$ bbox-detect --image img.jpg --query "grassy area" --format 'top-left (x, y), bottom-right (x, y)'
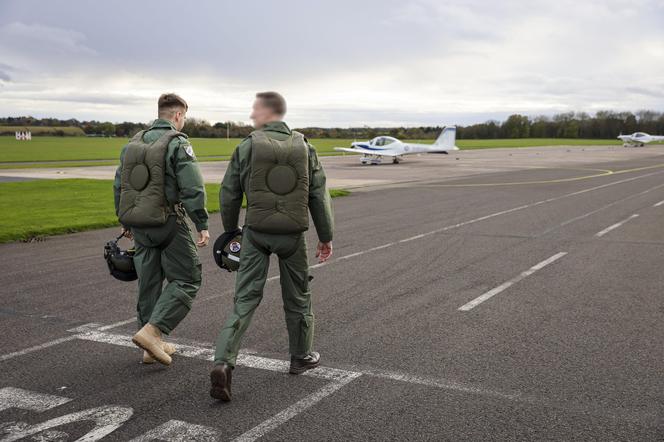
top-left (0, 136), bottom-right (621, 165)
top-left (455, 138), bottom-right (620, 149)
top-left (0, 179), bottom-right (349, 243)
top-left (0, 136), bottom-right (347, 163)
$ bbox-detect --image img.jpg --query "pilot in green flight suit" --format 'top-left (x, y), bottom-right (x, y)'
top-left (113, 93), bottom-right (210, 366)
top-left (210, 92), bottom-right (334, 401)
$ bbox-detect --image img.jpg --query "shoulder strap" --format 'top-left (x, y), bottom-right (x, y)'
top-left (129, 130), bottom-right (146, 143)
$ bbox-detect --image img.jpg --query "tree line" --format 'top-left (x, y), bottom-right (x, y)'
top-left (2, 110), bottom-right (664, 139)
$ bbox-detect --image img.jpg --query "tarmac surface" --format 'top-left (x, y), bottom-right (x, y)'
top-left (1, 145), bottom-right (664, 440)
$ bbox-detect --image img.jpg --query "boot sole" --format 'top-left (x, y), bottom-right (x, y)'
top-left (289, 360), bottom-right (320, 375)
top-left (132, 336), bottom-right (172, 366)
top-left (143, 346), bottom-right (177, 364)
top-left (210, 369), bottom-right (231, 401)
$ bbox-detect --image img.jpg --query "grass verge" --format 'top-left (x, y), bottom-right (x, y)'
top-left (0, 179), bottom-right (350, 243)
top-left (0, 136), bottom-right (622, 166)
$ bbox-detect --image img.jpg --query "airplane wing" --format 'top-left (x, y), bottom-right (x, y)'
top-left (334, 147), bottom-right (400, 157)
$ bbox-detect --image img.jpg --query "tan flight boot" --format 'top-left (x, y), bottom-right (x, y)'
top-left (132, 324), bottom-right (172, 365)
top-left (142, 342), bottom-right (177, 364)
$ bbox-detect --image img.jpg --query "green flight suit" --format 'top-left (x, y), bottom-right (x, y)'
top-left (113, 119), bottom-right (208, 334)
top-left (214, 121), bottom-right (334, 366)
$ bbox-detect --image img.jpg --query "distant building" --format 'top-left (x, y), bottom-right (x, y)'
top-left (15, 131), bottom-right (32, 140)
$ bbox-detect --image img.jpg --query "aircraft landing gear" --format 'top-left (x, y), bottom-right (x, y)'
top-left (392, 157), bottom-right (400, 164)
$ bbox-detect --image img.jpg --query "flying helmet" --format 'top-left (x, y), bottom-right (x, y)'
top-left (104, 234), bottom-right (138, 281)
top-left (213, 229), bottom-right (243, 272)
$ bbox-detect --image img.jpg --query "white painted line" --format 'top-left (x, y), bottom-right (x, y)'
top-left (0, 335), bottom-right (78, 362)
top-left (130, 419), bottom-right (221, 441)
top-left (97, 318), bottom-right (136, 330)
top-left (361, 368), bottom-right (523, 402)
top-left (539, 182), bottom-right (664, 235)
top-left (0, 387), bottom-right (71, 412)
top-left (324, 170), bottom-right (664, 266)
top-left (232, 374), bottom-right (361, 442)
top-left (459, 252), bottom-right (568, 311)
top-left (1, 405), bottom-right (133, 442)
top-left (653, 200), bottom-right (664, 207)
top-left (71, 327), bottom-right (359, 382)
top-left (594, 214), bottom-right (639, 237)
top-left (69, 326), bottom-right (362, 441)
top-left (69, 324), bottom-right (526, 401)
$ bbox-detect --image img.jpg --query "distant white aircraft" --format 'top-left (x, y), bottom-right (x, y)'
top-left (334, 126), bottom-right (459, 164)
top-left (617, 132), bottom-right (664, 147)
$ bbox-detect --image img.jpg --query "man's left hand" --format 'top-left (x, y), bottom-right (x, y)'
top-left (197, 230), bottom-right (210, 247)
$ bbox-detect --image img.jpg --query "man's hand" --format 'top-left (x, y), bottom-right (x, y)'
top-left (315, 241), bottom-right (333, 263)
top-left (121, 227), bottom-right (133, 240)
top-left (197, 229), bottom-right (210, 247)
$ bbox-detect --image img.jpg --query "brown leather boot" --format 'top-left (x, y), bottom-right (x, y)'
top-left (143, 342), bottom-right (177, 364)
top-left (132, 324), bottom-right (172, 366)
top-left (210, 364), bottom-right (233, 401)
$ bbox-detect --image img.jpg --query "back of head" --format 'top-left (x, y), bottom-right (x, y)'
top-left (256, 91), bottom-right (287, 117)
top-left (158, 93), bottom-right (188, 119)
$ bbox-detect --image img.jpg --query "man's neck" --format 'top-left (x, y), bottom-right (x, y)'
top-left (259, 118), bottom-right (282, 128)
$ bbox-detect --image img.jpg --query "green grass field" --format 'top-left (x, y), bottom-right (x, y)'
top-left (0, 179), bottom-right (349, 243)
top-left (454, 138), bottom-right (621, 149)
top-left (0, 136), bottom-right (621, 165)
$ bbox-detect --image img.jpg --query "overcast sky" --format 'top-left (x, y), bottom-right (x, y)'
top-left (0, 0), bottom-right (663, 127)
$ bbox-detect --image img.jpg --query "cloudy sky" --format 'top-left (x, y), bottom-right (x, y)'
top-left (0, 0), bottom-right (663, 127)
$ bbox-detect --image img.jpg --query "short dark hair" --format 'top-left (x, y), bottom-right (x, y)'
top-left (158, 93), bottom-right (188, 116)
top-left (255, 91), bottom-right (286, 116)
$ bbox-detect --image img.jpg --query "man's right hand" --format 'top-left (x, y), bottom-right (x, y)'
top-left (121, 227), bottom-right (133, 240)
top-left (316, 241), bottom-right (333, 263)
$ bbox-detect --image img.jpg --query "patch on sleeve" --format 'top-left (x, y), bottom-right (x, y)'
top-left (183, 143), bottom-right (196, 158)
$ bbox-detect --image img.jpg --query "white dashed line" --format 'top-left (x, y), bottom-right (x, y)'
top-left (459, 252), bottom-right (568, 311)
top-left (324, 170), bottom-right (664, 265)
top-left (594, 214), bottom-right (639, 237)
top-left (0, 335), bottom-right (78, 362)
top-left (653, 200), bottom-right (664, 207)
top-left (538, 182), bottom-right (664, 236)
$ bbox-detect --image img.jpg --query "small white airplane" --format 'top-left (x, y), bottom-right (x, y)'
top-left (617, 132), bottom-right (664, 147)
top-left (334, 126), bottom-right (459, 164)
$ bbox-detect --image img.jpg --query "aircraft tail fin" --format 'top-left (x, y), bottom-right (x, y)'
top-left (434, 126), bottom-right (458, 149)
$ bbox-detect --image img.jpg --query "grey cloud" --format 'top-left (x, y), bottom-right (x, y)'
top-left (0, 0), bottom-right (663, 125)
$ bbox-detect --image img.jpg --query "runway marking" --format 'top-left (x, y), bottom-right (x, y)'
top-left (0, 387), bottom-right (71, 413)
top-left (232, 373), bottom-right (361, 442)
top-left (1, 404), bottom-right (133, 442)
top-left (130, 419), bottom-right (221, 441)
top-left (594, 214), bottom-right (639, 237)
top-left (67, 325), bottom-right (362, 441)
top-left (97, 318), bottom-right (135, 330)
top-left (653, 200), bottom-right (664, 207)
top-left (359, 367), bottom-right (522, 401)
top-left (69, 324), bottom-right (357, 382)
top-left (0, 335), bottom-right (78, 362)
top-left (2, 323), bottom-right (653, 435)
top-left (321, 170), bottom-right (664, 266)
top-left (539, 182), bottom-right (664, 236)
top-left (422, 162), bottom-right (664, 187)
top-left (62, 324), bottom-right (655, 425)
top-left (459, 252), bottom-right (567, 311)
top-left (425, 168), bottom-right (614, 187)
